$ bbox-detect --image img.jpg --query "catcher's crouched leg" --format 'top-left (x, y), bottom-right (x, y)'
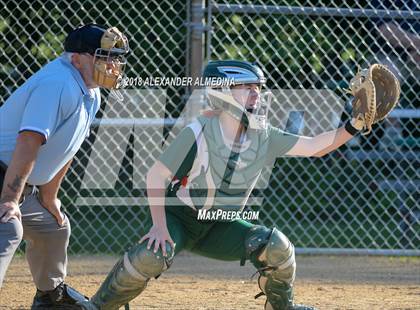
top-left (246, 226), bottom-right (315, 310)
top-left (79, 241), bottom-right (174, 310)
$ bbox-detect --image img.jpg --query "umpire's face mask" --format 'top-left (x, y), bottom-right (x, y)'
top-left (93, 50), bottom-right (127, 89)
top-left (93, 27), bottom-right (129, 89)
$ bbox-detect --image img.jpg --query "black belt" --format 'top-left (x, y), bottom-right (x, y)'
top-left (0, 160), bottom-right (8, 192)
top-left (0, 160), bottom-right (36, 203)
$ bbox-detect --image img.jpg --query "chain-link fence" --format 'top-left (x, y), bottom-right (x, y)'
top-left (206, 1), bottom-right (420, 255)
top-left (1, 1), bottom-right (418, 255)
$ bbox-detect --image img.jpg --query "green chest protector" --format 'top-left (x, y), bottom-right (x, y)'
top-left (179, 116), bottom-right (270, 212)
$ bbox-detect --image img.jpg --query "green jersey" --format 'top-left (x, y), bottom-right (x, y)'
top-left (159, 115), bottom-right (298, 212)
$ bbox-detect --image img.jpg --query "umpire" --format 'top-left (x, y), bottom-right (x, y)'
top-left (0, 24), bottom-right (129, 308)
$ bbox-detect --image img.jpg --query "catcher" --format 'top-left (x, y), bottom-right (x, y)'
top-left (79, 60), bottom-right (399, 310)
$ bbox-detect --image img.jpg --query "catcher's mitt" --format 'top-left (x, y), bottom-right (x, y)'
top-left (348, 63), bottom-right (401, 135)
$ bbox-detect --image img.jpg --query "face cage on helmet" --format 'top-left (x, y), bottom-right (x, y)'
top-left (93, 48), bottom-right (127, 89)
top-left (244, 90), bottom-right (271, 130)
top-left (206, 86), bottom-right (272, 131)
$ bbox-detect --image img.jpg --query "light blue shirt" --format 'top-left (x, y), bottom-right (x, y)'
top-left (0, 55), bottom-right (101, 185)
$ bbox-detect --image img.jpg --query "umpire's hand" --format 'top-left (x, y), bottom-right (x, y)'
top-left (0, 201), bottom-right (21, 223)
top-left (37, 194), bottom-right (65, 227)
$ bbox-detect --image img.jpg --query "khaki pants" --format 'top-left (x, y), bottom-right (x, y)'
top-left (0, 194), bottom-right (70, 291)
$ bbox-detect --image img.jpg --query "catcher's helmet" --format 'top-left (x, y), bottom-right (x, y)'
top-left (203, 60), bottom-right (266, 86)
top-left (203, 60), bottom-right (270, 130)
top-left (64, 24), bottom-right (129, 89)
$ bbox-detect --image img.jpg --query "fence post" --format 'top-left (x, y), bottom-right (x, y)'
top-left (185, 0), bottom-right (206, 121)
top-left (190, 0), bottom-right (205, 87)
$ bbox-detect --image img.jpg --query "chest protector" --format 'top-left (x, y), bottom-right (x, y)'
top-left (176, 116), bottom-right (269, 212)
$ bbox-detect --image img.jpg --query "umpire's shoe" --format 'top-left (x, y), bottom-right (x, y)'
top-left (31, 282), bottom-right (88, 309)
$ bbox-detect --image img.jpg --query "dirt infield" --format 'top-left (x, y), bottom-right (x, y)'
top-left (1, 254), bottom-right (419, 310)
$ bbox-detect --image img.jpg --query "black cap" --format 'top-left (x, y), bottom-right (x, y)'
top-left (64, 24), bottom-right (107, 55)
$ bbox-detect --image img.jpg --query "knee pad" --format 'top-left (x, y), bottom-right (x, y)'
top-left (88, 242), bottom-right (175, 309)
top-left (258, 228), bottom-right (296, 284)
top-left (126, 241), bottom-right (175, 280)
top-left (246, 226), bottom-right (295, 284)
top-left (246, 227), bottom-right (297, 310)
top-left (245, 225), bottom-right (296, 283)
top-left (244, 225), bottom-right (272, 266)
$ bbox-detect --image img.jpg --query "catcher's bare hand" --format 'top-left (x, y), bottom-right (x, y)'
top-left (0, 201), bottom-right (21, 223)
top-left (139, 224), bottom-right (175, 257)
